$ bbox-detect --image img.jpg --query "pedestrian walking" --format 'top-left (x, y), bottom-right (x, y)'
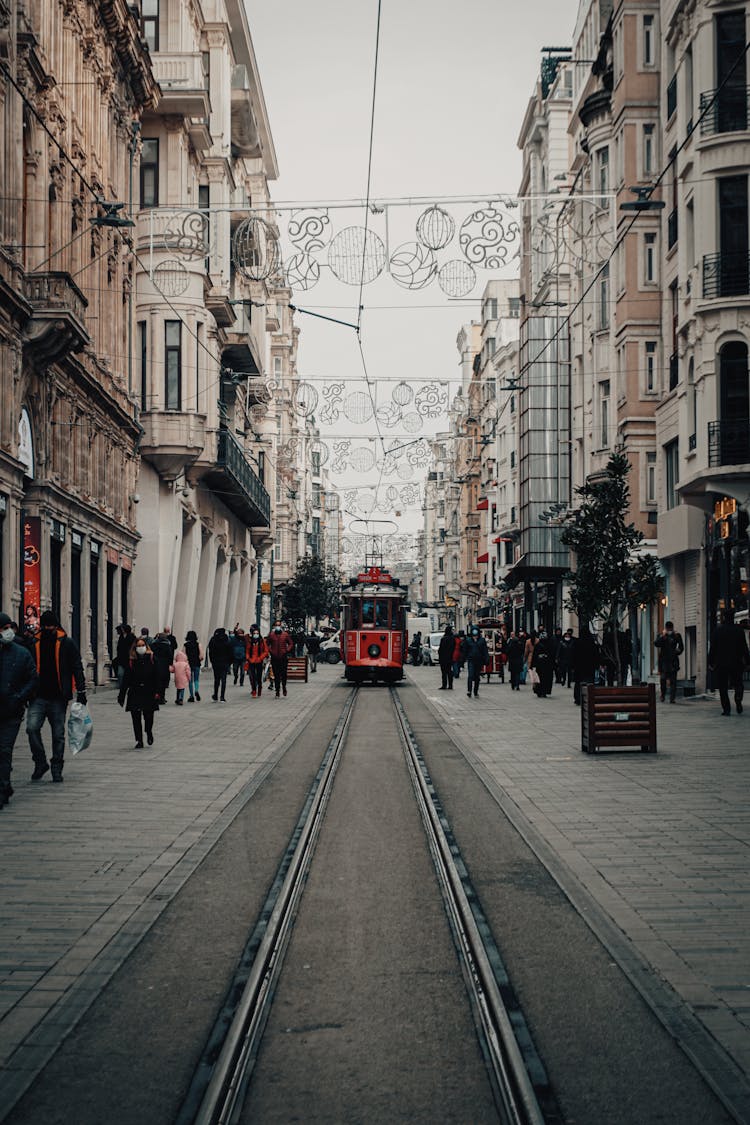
top-left (208, 627), bottom-right (233, 701)
top-left (267, 620), bottom-right (293, 698)
top-left (0, 612), bottom-right (38, 809)
top-left (452, 631), bottom-right (463, 681)
top-left (555, 629), bottom-right (575, 686)
top-left (654, 621), bottom-right (684, 703)
top-left (461, 626), bottom-right (489, 698)
top-left (26, 610), bottom-right (86, 783)
top-left (184, 630), bottom-right (203, 701)
top-left (230, 627), bottom-right (246, 686)
top-left (438, 625), bottom-right (455, 690)
top-left (118, 639), bottom-right (160, 747)
top-left (708, 609), bottom-right (750, 716)
top-left (170, 648), bottom-right (191, 704)
top-left (506, 631), bottom-right (524, 690)
top-left (530, 626), bottom-right (554, 698)
top-left (245, 626), bottom-right (269, 697)
top-left (114, 624), bottom-right (136, 691)
top-left (305, 631), bottom-right (321, 673)
top-left (150, 629), bottom-right (175, 704)
top-left (573, 629), bottom-right (600, 706)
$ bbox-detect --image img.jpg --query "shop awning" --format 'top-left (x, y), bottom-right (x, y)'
top-left (502, 554), bottom-right (567, 587)
top-left (477, 551), bottom-right (489, 564)
top-left (493, 535), bottom-right (514, 543)
top-left (476, 497), bottom-right (489, 510)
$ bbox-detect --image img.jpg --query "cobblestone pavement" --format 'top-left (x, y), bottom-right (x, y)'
top-left (407, 665), bottom-right (750, 1118)
top-left (1, 663), bottom-right (749, 1120)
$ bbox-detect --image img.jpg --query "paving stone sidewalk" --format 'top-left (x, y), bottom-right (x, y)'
top-left (408, 666), bottom-right (750, 1119)
top-left (0, 666), bottom-right (336, 1120)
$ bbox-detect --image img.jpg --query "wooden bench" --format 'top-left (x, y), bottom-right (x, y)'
top-left (582, 684), bottom-right (657, 754)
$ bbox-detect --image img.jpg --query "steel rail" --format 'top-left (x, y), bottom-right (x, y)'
top-left (184, 687), bottom-right (358, 1125)
top-left (390, 686), bottom-right (552, 1125)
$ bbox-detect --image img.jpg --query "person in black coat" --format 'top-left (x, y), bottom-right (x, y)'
top-left (460, 627), bottom-right (489, 698)
top-left (150, 630), bottom-right (175, 704)
top-left (573, 629), bottom-right (600, 706)
top-left (0, 612), bottom-right (38, 808)
top-left (708, 610), bottom-right (750, 716)
top-left (505, 632), bottom-right (524, 691)
top-left (530, 627), bottom-right (555, 698)
top-left (654, 621), bottom-right (684, 703)
top-left (27, 610), bottom-right (86, 783)
top-left (118, 640), bottom-right (160, 748)
top-left (556, 630), bottom-right (576, 687)
top-left (437, 626), bottom-right (455, 690)
top-left (208, 628), bottom-right (233, 702)
top-left (114, 624), bottom-right (136, 691)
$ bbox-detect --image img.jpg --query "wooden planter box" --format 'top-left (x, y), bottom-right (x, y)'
top-left (286, 656), bottom-right (308, 682)
top-left (581, 684), bottom-right (657, 754)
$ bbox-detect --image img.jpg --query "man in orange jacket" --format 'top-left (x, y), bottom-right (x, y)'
top-left (244, 626), bottom-right (269, 698)
top-left (266, 621), bottom-right (293, 698)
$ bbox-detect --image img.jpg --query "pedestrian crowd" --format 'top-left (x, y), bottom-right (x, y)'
top-left (0, 610), bottom-right (328, 810)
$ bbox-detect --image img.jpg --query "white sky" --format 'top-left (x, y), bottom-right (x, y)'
top-left (247, 0), bottom-right (579, 540)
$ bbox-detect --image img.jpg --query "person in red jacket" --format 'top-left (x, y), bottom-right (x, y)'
top-left (244, 626), bottom-right (269, 698)
top-left (266, 621), bottom-right (293, 698)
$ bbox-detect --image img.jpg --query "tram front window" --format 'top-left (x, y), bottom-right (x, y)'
top-left (349, 600), bottom-right (361, 629)
top-left (375, 601), bottom-right (390, 628)
top-left (362, 599), bottom-right (374, 625)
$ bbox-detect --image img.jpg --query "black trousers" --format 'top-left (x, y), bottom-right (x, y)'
top-left (440, 662), bottom-right (453, 689)
top-left (212, 667), bottom-right (228, 699)
top-left (466, 662), bottom-right (481, 696)
top-left (271, 657), bottom-right (288, 693)
top-left (131, 708), bottom-right (154, 742)
top-left (715, 667), bottom-right (744, 713)
top-left (248, 664), bottom-right (263, 693)
top-left (660, 670), bottom-right (678, 702)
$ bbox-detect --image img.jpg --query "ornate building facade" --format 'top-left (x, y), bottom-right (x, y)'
top-left (0, 0), bottom-right (157, 682)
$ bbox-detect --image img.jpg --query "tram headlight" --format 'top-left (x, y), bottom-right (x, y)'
top-left (367, 643), bottom-right (381, 658)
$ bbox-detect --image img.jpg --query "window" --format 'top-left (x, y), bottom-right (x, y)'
top-left (596, 146), bottom-right (609, 205)
top-left (646, 452), bottom-right (656, 504)
top-left (644, 233), bottom-right (657, 283)
top-left (645, 341), bottom-right (658, 393)
top-left (599, 380), bottom-right (610, 448)
top-left (438, 555), bottom-right (444, 573)
top-left (312, 450), bottom-right (321, 476)
top-left (665, 439), bottom-right (679, 509)
top-left (140, 139), bottom-right (159, 208)
top-left (201, 51), bottom-right (210, 90)
top-left (273, 355), bottom-right (282, 379)
top-left (138, 321), bottom-right (147, 411)
top-left (165, 321), bottom-right (182, 410)
top-left (141, 0), bottom-right (159, 52)
top-left (643, 124), bottom-right (655, 176)
top-left (598, 263), bottom-right (610, 329)
top-left (687, 359), bottom-right (697, 448)
top-left (312, 483), bottom-right (321, 508)
top-left (484, 297), bottom-right (498, 321)
top-left (257, 450), bottom-right (265, 486)
top-left (195, 322), bottom-right (202, 408)
top-left (643, 14), bottom-right (655, 67)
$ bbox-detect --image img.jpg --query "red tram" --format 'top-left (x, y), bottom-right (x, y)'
top-left (340, 565), bottom-right (408, 684)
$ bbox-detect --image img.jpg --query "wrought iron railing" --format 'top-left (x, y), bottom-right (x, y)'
top-left (708, 419), bottom-right (750, 467)
top-left (216, 428), bottom-right (270, 525)
top-left (699, 87), bottom-right (749, 135)
top-left (703, 251), bottom-right (750, 298)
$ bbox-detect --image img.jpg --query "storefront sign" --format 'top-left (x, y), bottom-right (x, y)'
top-left (23, 516), bottom-right (42, 612)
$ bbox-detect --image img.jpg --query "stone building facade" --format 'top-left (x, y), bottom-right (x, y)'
top-left (0, 0), bottom-right (157, 682)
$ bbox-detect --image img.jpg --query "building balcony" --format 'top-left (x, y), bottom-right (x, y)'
top-left (23, 271), bottom-right (90, 364)
top-left (231, 64), bottom-right (262, 159)
top-left (702, 252), bottom-right (750, 299)
top-left (139, 410), bottom-right (207, 478)
top-left (699, 87), bottom-right (749, 136)
top-left (151, 53), bottom-right (211, 118)
top-left (221, 300), bottom-right (261, 376)
top-left (708, 419), bottom-right (750, 468)
top-left (203, 428), bottom-right (270, 527)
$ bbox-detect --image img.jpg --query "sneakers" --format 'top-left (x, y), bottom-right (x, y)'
top-left (31, 763), bottom-right (50, 781)
top-left (188, 697), bottom-right (195, 703)
top-left (282, 687), bottom-right (287, 697)
top-left (251, 690), bottom-right (257, 698)
top-left (135, 741), bottom-right (144, 749)
top-left (51, 771), bottom-right (63, 783)
top-left (195, 693), bottom-right (201, 701)
top-left (737, 703), bottom-right (744, 714)
top-left (211, 695), bottom-right (218, 701)
top-left (147, 732), bottom-right (154, 745)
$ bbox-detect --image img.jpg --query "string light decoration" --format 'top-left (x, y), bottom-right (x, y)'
top-left (328, 226), bottom-right (386, 285)
top-left (288, 208), bottom-right (332, 253)
top-left (293, 382), bottom-right (319, 417)
top-left (437, 258), bottom-right (476, 297)
top-left (284, 252), bottom-right (321, 291)
top-left (162, 211), bottom-right (210, 260)
top-left (232, 215), bottom-right (281, 282)
top-left (388, 241), bottom-right (437, 290)
top-left (152, 259), bottom-right (189, 296)
top-left (459, 205), bottom-right (520, 268)
top-left (415, 204), bottom-right (455, 250)
top-left (392, 381), bottom-right (413, 406)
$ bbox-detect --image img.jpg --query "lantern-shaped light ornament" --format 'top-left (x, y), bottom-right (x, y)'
top-left (232, 215), bottom-right (281, 282)
top-left (416, 205), bottom-right (456, 251)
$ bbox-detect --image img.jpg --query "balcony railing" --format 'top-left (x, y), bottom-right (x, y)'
top-left (667, 209), bottom-right (678, 249)
top-left (666, 75), bottom-right (677, 120)
top-left (703, 251), bottom-right (750, 299)
top-left (24, 270), bottom-right (90, 362)
top-left (210, 428), bottom-right (270, 526)
top-left (708, 420), bottom-right (750, 467)
top-left (699, 87), bottom-right (749, 136)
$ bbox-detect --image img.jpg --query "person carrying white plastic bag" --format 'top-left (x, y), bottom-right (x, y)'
top-left (67, 700), bottom-right (93, 754)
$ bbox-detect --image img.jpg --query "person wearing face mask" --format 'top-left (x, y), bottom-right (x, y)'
top-left (27, 610), bottom-right (86, 783)
top-left (245, 626), bottom-right (269, 697)
top-left (0, 613), bottom-right (38, 809)
top-left (184, 630), bottom-right (203, 702)
top-left (118, 639), bottom-right (160, 748)
top-left (208, 627), bottom-right (234, 702)
top-left (460, 625), bottom-right (489, 699)
top-left (266, 620), bottom-right (293, 698)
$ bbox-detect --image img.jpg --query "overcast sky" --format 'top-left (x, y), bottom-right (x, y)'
top-left (247, 0), bottom-right (579, 535)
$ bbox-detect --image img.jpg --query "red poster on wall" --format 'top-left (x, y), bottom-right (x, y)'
top-left (23, 516), bottom-right (42, 615)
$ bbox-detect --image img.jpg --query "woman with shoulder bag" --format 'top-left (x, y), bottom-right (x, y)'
top-left (118, 640), bottom-right (160, 748)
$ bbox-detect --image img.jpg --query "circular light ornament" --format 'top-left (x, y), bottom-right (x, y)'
top-left (437, 259), bottom-right (477, 298)
top-left (328, 226), bottom-right (386, 285)
top-left (416, 204), bottom-right (456, 250)
top-left (232, 215), bottom-right (281, 282)
top-left (284, 252), bottom-right (321, 292)
top-left (349, 446), bottom-right (376, 472)
top-left (344, 391), bottom-right (374, 424)
top-left (293, 382), bottom-right (319, 417)
top-left (392, 381), bottom-right (413, 406)
top-left (389, 241), bottom-right (437, 290)
top-left (153, 259), bottom-right (189, 296)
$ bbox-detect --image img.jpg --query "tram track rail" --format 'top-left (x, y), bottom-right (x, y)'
top-left (177, 684), bottom-right (560, 1125)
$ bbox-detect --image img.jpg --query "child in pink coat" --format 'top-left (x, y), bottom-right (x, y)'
top-left (170, 649), bottom-right (191, 705)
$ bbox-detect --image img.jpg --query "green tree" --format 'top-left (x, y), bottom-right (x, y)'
top-left (281, 556), bottom-right (341, 630)
top-left (560, 452), bottom-right (663, 684)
